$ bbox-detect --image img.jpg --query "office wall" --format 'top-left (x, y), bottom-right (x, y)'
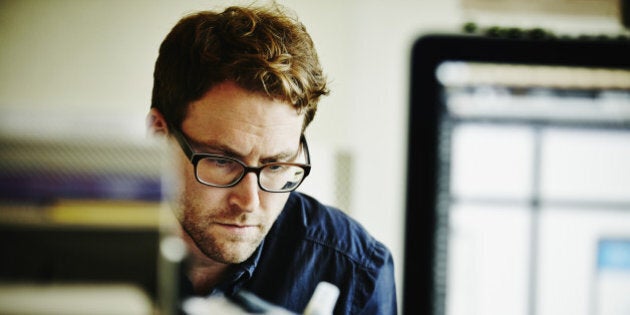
top-left (1, 0), bottom-right (625, 311)
top-left (0, 0), bottom-right (462, 305)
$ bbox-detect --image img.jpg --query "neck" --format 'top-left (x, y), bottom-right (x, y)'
top-left (186, 253), bottom-right (231, 295)
top-left (177, 225), bottom-right (231, 295)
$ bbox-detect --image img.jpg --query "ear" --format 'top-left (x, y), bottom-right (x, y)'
top-left (147, 108), bottom-right (169, 136)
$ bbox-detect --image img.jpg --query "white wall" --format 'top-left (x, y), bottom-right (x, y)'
top-left (0, 0), bottom-right (463, 306)
top-left (2, 0), bottom-right (625, 312)
top-left (286, 1), bottom-right (462, 307)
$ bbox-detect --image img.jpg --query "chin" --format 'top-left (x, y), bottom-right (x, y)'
top-left (206, 243), bottom-right (259, 264)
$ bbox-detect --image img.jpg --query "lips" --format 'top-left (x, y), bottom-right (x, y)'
top-left (215, 222), bottom-right (258, 234)
top-left (217, 222), bottom-right (257, 228)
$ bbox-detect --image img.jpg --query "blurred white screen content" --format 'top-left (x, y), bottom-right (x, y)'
top-left (436, 62), bottom-right (630, 315)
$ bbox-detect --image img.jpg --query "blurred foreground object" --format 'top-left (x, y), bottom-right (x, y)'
top-left (182, 282), bottom-right (339, 315)
top-left (0, 130), bottom-right (178, 314)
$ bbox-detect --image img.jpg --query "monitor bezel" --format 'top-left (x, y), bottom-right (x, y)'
top-left (403, 34), bottom-right (630, 315)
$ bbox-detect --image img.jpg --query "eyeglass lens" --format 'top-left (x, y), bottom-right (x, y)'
top-left (196, 156), bottom-right (306, 191)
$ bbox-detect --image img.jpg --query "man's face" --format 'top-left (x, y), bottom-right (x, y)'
top-left (172, 81), bottom-right (304, 264)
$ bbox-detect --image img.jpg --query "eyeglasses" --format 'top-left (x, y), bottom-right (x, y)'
top-left (169, 127), bottom-right (311, 193)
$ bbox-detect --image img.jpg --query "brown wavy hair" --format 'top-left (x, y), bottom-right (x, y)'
top-left (151, 5), bottom-right (329, 131)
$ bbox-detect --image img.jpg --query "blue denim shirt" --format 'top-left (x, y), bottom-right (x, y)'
top-left (181, 192), bottom-right (397, 314)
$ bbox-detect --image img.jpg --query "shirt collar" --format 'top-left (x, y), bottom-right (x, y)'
top-left (217, 193), bottom-right (297, 294)
top-left (216, 237), bottom-right (265, 295)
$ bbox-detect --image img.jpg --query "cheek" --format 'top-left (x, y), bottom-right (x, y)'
top-left (173, 151), bottom-right (208, 197)
top-left (178, 165), bottom-right (222, 207)
top-left (163, 143), bottom-right (193, 196)
top-left (172, 158), bottom-right (194, 200)
top-left (169, 155), bottom-right (213, 217)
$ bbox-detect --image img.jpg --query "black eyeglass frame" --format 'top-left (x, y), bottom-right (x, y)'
top-left (169, 126), bottom-right (311, 193)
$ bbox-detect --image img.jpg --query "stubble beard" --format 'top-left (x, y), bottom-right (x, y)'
top-left (176, 194), bottom-right (266, 264)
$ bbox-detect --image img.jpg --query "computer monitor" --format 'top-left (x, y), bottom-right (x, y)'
top-left (403, 34), bottom-right (630, 315)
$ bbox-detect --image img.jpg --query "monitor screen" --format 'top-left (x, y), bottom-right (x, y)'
top-left (404, 34), bottom-right (630, 315)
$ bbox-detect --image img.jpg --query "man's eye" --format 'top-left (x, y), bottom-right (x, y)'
top-left (266, 164), bottom-right (289, 173)
top-left (212, 158), bottom-right (235, 167)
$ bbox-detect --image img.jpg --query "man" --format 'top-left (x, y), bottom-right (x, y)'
top-left (148, 4), bottom-right (397, 314)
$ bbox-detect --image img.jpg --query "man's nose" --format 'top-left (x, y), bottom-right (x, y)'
top-left (228, 172), bottom-right (261, 211)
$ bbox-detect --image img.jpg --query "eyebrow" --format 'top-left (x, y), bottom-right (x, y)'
top-left (187, 136), bottom-right (299, 163)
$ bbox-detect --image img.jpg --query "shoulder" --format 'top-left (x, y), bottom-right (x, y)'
top-left (260, 192), bottom-right (398, 314)
top-left (271, 192), bottom-right (390, 272)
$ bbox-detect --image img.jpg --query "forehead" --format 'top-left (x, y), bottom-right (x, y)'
top-left (181, 82), bottom-right (304, 154)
